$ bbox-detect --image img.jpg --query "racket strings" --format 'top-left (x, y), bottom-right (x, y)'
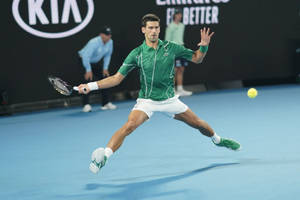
top-left (49, 77), bottom-right (72, 96)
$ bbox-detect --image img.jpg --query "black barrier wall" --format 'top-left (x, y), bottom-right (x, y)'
top-left (2, 0), bottom-right (300, 104)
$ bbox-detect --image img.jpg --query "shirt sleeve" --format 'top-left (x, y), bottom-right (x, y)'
top-left (172, 43), bottom-right (194, 61)
top-left (118, 49), bottom-right (138, 76)
top-left (103, 41), bottom-right (113, 70)
top-left (79, 40), bottom-right (98, 72)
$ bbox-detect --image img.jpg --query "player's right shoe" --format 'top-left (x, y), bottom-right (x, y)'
top-left (213, 138), bottom-right (241, 151)
top-left (89, 148), bottom-right (107, 174)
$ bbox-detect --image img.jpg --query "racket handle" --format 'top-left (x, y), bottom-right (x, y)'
top-left (73, 87), bottom-right (87, 92)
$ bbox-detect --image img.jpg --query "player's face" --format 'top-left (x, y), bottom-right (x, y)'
top-left (142, 21), bottom-right (160, 43)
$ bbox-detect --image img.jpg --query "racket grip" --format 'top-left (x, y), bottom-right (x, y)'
top-left (73, 86), bottom-right (79, 91)
top-left (73, 87), bottom-right (87, 92)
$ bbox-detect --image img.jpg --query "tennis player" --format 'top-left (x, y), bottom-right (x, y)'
top-left (77, 14), bottom-right (241, 174)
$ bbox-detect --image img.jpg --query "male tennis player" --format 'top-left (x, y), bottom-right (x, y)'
top-left (77, 14), bottom-right (241, 174)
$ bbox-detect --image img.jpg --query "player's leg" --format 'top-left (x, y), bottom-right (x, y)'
top-left (174, 109), bottom-right (241, 151)
top-left (89, 110), bottom-right (149, 173)
top-left (174, 108), bottom-right (214, 137)
top-left (106, 110), bottom-right (148, 151)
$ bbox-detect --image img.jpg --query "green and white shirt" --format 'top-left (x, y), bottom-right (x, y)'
top-left (118, 40), bottom-right (194, 101)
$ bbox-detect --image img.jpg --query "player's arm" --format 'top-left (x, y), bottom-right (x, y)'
top-left (191, 27), bottom-right (214, 64)
top-left (77, 49), bottom-right (138, 94)
top-left (96, 72), bottom-right (124, 88)
top-left (77, 72), bottom-right (124, 94)
top-left (191, 49), bottom-right (206, 64)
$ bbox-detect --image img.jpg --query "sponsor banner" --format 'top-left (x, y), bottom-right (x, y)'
top-left (155, 0), bottom-right (231, 25)
top-left (12, 0), bottom-right (94, 39)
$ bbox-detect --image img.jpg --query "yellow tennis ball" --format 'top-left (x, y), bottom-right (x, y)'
top-left (247, 88), bottom-right (258, 98)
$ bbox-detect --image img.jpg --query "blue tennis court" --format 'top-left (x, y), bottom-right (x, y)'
top-left (1, 84), bottom-right (300, 200)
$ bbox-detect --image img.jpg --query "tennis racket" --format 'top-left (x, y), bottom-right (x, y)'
top-left (48, 76), bottom-right (85, 96)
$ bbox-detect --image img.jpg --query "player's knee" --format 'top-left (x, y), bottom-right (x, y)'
top-left (124, 120), bottom-right (138, 134)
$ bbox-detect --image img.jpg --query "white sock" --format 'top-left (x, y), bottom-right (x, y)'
top-left (104, 147), bottom-right (113, 158)
top-left (211, 133), bottom-right (221, 144)
top-left (177, 85), bottom-right (183, 91)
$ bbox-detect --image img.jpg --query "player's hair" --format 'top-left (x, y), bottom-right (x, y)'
top-left (141, 14), bottom-right (160, 27)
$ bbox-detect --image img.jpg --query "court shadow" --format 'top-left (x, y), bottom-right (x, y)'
top-left (56, 162), bottom-right (239, 199)
top-left (92, 162), bottom-right (240, 199)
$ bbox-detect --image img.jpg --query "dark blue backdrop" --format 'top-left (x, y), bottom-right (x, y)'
top-left (2, 0), bottom-right (300, 104)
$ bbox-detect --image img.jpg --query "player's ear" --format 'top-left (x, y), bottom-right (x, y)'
top-left (141, 27), bottom-right (146, 34)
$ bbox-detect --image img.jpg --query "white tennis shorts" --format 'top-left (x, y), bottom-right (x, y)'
top-left (132, 95), bottom-right (189, 118)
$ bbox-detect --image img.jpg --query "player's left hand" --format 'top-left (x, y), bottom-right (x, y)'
top-left (103, 69), bottom-right (110, 77)
top-left (197, 27), bottom-right (214, 46)
top-left (78, 84), bottom-right (90, 94)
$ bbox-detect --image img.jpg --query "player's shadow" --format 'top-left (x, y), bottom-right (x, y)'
top-left (90, 162), bottom-right (239, 199)
top-left (56, 162), bottom-right (239, 200)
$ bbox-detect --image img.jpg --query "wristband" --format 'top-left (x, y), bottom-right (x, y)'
top-left (87, 82), bottom-right (99, 91)
top-left (199, 45), bottom-right (209, 53)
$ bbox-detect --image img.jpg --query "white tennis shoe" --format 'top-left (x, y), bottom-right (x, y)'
top-left (82, 104), bottom-right (92, 112)
top-left (101, 102), bottom-right (117, 110)
top-left (89, 147), bottom-right (107, 174)
top-left (176, 89), bottom-right (193, 97)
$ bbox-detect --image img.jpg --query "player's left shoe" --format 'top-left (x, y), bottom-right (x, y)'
top-left (213, 138), bottom-right (241, 151)
top-left (89, 147), bottom-right (107, 174)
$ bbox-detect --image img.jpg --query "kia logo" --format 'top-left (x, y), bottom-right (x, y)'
top-left (12, 0), bottom-right (94, 39)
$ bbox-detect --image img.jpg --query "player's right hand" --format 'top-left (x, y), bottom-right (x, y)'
top-left (84, 71), bottom-right (93, 81)
top-left (78, 84), bottom-right (90, 94)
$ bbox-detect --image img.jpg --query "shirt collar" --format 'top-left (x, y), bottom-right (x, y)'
top-left (142, 39), bottom-right (163, 51)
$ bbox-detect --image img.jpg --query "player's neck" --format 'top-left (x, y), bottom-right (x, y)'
top-left (145, 39), bottom-right (159, 49)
